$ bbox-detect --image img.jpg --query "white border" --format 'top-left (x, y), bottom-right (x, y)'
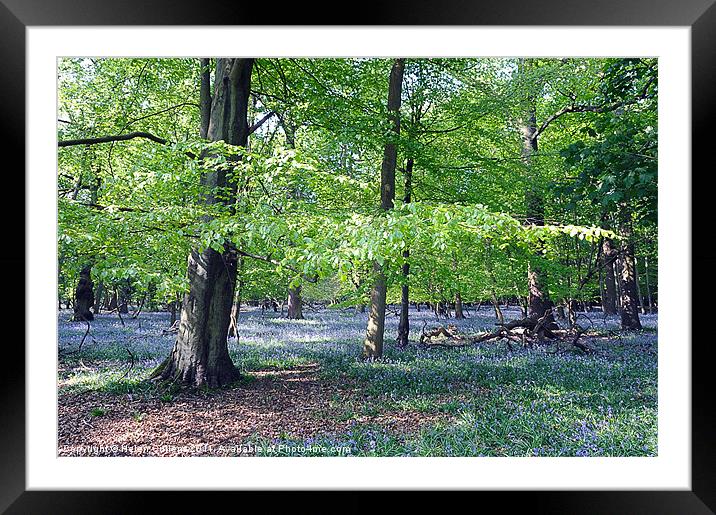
top-left (27, 27), bottom-right (691, 490)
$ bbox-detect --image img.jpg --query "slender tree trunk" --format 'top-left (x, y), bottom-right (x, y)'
top-left (228, 255), bottom-right (244, 338)
top-left (118, 279), bottom-right (130, 314)
top-left (644, 255), bottom-right (654, 313)
top-left (602, 236), bottom-right (618, 315)
top-left (363, 58), bottom-right (405, 359)
top-left (154, 58), bottom-right (253, 387)
top-left (199, 58), bottom-right (212, 139)
top-left (72, 264), bottom-right (94, 321)
top-left (491, 293), bottom-right (505, 325)
top-left (397, 157), bottom-right (413, 347)
top-left (93, 281), bottom-right (103, 314)
top-left (169, 300), bottom-right (177, 326)
top-left (635, 256), bottom-right (645, 315)
top-left (618, 207), bottom-right (642, 330)
top-left (454, 292), bottom-right (465, 319)
top-left (108, 289), bottom-right (118, 311)
top-left (287, 285), bottom-right (304, 320)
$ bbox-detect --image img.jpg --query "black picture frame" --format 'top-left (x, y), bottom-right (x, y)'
top-left (3, 1), bottom-right (713, 512)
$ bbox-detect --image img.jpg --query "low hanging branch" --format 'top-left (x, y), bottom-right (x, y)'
top-left (58, 131), bottom-right (168, 147)
top-left (59, 112), bottom-right (272, 149)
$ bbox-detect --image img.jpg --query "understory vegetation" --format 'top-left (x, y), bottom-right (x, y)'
top-left (58, 307), bottom-right (657, 457)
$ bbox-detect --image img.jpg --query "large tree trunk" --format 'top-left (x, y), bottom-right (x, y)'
top-left (618, 207), bottom-right (642, 330)
top-left (154, 58), bottom-right (253, 387)
top-left (397, 157), bottom-right (413, 348)
top-left (287, 285), bottom-right (304, 320)
top-left (602, 237), bottom-right (618, 315)
top-left (157, 247), bottom-right (240, 387)
top-left (72, 264), bottom-right (94, 321)
top-left (363, 58), bottom-right (405, 359)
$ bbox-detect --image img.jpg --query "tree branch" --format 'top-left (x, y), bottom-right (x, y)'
top-left (534, 75), bottom-right (656, 139)
top-left (248, 111), bottom-right (276, 135)
top-left (58, 131), bottom-right (167, 147)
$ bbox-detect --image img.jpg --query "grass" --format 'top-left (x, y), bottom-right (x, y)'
top-left (58, 306), bottom-right (657, 457)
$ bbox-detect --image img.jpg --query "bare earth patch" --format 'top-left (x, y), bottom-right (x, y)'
top-left (58, 363), bottom-right (449, 456)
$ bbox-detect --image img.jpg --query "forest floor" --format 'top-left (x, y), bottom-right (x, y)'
top-left (57, 306), bottom-right (658, 457)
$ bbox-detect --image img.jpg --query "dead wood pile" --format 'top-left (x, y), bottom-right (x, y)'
top-left (419, 310), bottom-right (592, 353)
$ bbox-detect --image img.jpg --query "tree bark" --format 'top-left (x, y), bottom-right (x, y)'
top-left (72, 264), bottom-right (94, 321)
top-left (93, 281), bottom-right (103, 314)
top-left (107, 289), bottom-right (118, 311)
top-left (228, 255), bottom-right (244, 338)
top-left (618, 207), bottom-right (642, 330)
top-left (644, 255), bottom-right (654, 313)
top-left (118, 279), bottom-right (130, 314)
top-left (199, 58), bottom-right (212, 139)
top-left (635, 255), bottom-right (645, 315)
top-left (491, 293), bottom-right (505, 325)
top-left (363, 58), bottom-right (405, 359)
top-left (287, 285), bottom-right (304, 319)
top-left (397, 157), bottom-right (413, 348)
top-left (602, 237), bottom-right (618, 315)
top-left (454, 292), bottom-right (465, 319)
top-left (154, 58), bottom-right (253, 387)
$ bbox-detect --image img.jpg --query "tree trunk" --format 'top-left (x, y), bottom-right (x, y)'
top-left (287, 285), bottom-right (304, 320)
top-left (72, 264), bottom-right (94, 321)
top-left (364, 262), bottom-right (388, 358)
top-left (454, 292), bottom-right (465, 319)
top-left (363, 58), bottom-right (405, 359)
top-left (93, 281), bottom-right (103, 314)
top-left (644, 255), bottom-right (654, 313)
top-left (107, 289), bottom-right (118, 311)
top-left (156, 247), bottom-right (240, 387)
top-left (199, 58), bottom-right (212, 139)
top-left (519, 59), bottom-right (556, 329)
top-left (491, 293), bottom-right (505, 325)
top-left (154, 58), bottom-right (253, 387)
top-left (228, 255), bottom-right (244, 338)
top-left (618, 207), bottom-right (642, 330)
top-left (635, 255), bottom-right (645, 315)
top-left (169, 300), bottom-right (177, 326)
top-left (397, 157), bottom-right (413, 348)
top-left (118, 279), bottom-right (130, 314)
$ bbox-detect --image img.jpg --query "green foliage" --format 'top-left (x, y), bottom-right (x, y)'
top-left (58, 56), bottom-right (657, 311)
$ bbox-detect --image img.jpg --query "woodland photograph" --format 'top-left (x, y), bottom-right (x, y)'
top-left (57, 57), bottom-right (658, 457)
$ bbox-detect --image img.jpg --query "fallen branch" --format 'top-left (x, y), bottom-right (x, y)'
top-left (418, 313), bottom-right (592, 353)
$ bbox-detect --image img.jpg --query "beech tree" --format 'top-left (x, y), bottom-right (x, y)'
top-left (363, 58), bottom-right (405, 359)
top-left (150, 58), bottom-right (254, 386)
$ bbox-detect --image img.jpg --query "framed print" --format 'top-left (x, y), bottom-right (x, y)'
top-left (2, 0), bottom-right (714, 512)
